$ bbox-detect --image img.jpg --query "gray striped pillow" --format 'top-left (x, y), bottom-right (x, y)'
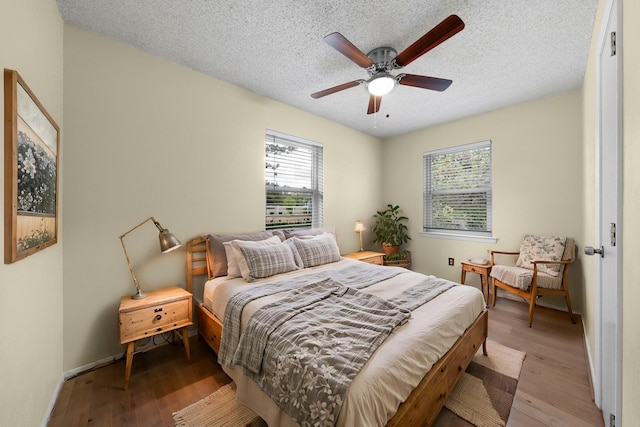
top-left (291, 233), bottom-right (341, 268)
top-left (238, 242), bottom-right (299, 282)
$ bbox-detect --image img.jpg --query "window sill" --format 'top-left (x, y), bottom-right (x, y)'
top-left (420, 231), bottom-right (498, 244)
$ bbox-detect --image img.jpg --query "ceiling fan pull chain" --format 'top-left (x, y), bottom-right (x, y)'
top-left (373, 97), bottom-right (378, 129)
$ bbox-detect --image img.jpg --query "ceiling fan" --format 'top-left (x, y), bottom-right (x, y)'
top-left (311, 15), bottom-right (465, 115)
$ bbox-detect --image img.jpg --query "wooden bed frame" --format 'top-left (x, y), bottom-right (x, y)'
top-left (186, 235), bottom-right (488, 427)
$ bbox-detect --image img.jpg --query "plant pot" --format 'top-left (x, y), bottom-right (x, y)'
top-left (381, 244), bottom-right (400, 255)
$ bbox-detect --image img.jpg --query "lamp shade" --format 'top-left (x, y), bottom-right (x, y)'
top-left (367, 74), bottom-right (395, 96)
top-left (159, 229), bottom-right (182, 253)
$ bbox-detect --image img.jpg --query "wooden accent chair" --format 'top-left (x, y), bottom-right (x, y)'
top-left (488, 235), bottom-right (576, 327)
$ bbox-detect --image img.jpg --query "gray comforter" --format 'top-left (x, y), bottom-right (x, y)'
top-left (219, 262), bottom-right (455, 427)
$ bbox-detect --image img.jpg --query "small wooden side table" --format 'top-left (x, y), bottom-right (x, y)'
top-left (119, 286), bottom-right (193, 390)
top-left (343, 251), bottom-right (385, 265)
top-left (460, 261), bottom-right (492, 305)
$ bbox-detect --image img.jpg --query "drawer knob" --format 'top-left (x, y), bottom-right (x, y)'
top-left (155, 314), bottom-right (162, 321)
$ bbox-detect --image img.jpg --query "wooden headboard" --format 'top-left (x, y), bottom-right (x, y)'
top-left (186, 235), bottom-right (211, 294)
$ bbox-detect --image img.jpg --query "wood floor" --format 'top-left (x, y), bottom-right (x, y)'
top-left (47, 297), bottom-right (603, 427)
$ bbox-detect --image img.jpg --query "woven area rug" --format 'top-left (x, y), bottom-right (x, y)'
top-left (173, 382), bottom-right (267, 427)
top-left (173, 339), bottom-right (524, 427)
top-left (435, 340), bottom-right (526, 427)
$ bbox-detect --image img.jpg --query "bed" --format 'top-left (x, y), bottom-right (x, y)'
top-left (186, 230), bottom-right (488, 427)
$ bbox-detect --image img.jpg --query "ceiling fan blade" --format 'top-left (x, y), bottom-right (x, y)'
top-left (398, 74), bottom-right (453, 91)
top-left (324, 32), bottom-right (375, 68)
top-left (394, 15), bottom-right (465, 68)
top-left (367, 94), bottom-right (382, 115)
top-left (311, 80), bottom-right (363, 99)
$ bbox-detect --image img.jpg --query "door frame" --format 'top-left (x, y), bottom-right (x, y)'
top-left (594, 0), bottom-right (623, 423)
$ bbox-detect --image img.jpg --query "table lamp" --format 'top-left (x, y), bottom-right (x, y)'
top-left (354, 221), bottom-right (365, 252)
top-left (119, 216), bottom-right (182, 299)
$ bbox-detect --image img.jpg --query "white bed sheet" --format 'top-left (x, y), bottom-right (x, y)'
top-left (202, 258), bottom-right (485, 427)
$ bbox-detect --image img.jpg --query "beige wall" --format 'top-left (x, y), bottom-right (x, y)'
top-left (622, 0), bottom-right (640, 422)
top-left (381, 91), bottom-right (585, 312)
top-left (61, 25), bottom-right (383, 370)
top-left (0, 0), bottom-right (64, 426)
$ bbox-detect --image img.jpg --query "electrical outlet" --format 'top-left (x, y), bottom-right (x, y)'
top-left (448, 257), bottom-right (454, 266)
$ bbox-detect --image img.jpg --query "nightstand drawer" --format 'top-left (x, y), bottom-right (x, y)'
top-left (120, 299), bottom-right (190, 342)
top-left (467, 265), bottom-right (484, 274)
top-left (343, 251), bottom-right (384, 265)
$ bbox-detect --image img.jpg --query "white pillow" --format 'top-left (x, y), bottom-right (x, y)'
top-left (291, 232), bottom-right (341, 268)
top-left (225, 235), bottom-right (281, 278)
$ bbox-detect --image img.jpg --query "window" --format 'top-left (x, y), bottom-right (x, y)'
top-left (423, 140), bottom-right (493, 240)
top-left (265, 130), bottom-right (323, 230)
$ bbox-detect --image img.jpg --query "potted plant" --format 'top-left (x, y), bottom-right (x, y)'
top-left (372, 204), bottom-right (411, 254)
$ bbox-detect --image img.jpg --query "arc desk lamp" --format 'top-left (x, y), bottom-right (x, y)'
top-left (119, 216), bottom-right (182, 299)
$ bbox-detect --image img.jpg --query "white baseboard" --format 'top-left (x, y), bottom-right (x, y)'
top-left (582, 316), bottom-right (598, 406)
top-left (42, 373), bottom-right (65, 427)
top-left (64, 353), bottom-right (124, 380)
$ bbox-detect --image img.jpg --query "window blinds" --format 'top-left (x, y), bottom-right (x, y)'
top-left (265, 130), bottom-right (323, 230)
top-left (423, 140), bottom-right (492, 234)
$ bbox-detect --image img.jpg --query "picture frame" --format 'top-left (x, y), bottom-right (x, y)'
top-left (4, 69), bottom-right (60, 263)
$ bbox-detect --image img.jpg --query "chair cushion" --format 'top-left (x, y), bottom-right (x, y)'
top-left (490, 265), bottom-right (563, 291)
top-left (515, 235), bottom-right (566, 277)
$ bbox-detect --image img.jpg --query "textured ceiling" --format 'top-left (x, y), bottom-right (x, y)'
top-left (56, 0), bottom-right (597, 139)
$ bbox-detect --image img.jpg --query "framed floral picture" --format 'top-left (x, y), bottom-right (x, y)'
top-left (4, 69), bottom-right (60, 263)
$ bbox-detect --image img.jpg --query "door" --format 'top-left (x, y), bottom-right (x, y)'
top-left (592, 0), bottom-right (622, 425)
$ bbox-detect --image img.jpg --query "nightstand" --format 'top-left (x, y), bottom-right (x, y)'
top-left (460, 260), bottom-right (492, 305)
top-left (119, 286), bottom-right (193, 390)
top-left (343, 251), bottom-right (385, 265)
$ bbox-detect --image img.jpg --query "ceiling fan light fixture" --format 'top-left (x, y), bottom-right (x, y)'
top-left (367, 74), bottom-right (395, 96)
